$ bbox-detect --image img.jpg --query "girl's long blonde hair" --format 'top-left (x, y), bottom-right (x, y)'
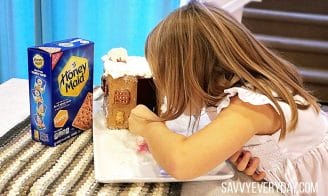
top-left (145, 0), bottom-right (319, 139)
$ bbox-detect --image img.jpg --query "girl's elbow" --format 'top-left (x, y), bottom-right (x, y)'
top-left (165, 155), bottom-right (196, 180)
top-left (169, 169), bottom-right (195, 180)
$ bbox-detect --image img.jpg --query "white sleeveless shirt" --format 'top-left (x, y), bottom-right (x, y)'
top-left (166, 87), bottom-right (328, 195)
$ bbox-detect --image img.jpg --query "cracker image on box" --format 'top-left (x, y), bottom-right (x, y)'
top-left (72, 92), bottom-right (93, 130)
top-left (54, 110), bottom-right (68, 128)
top-left (28, 38), bottom-right (94, 146)
top-left (101, 48), bottom-right (157, 129)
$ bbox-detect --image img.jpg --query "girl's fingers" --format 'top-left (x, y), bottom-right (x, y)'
top-left (229, 150), bottom-right (266, 181)
top-left (229, 149), bottom-right (242, 164)
top-left (131, 105), bottom-right (162, 121)
top-left (236, 151), bottom-right (251, 171)
top-left (244, 157), bottom-right (259, 176)
top-left (252, 171), bottom-right (266, 182)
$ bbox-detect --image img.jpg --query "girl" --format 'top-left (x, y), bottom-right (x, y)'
top-left (128, 1), bottom-right (328, 194)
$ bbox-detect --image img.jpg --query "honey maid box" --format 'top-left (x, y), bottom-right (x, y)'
top-left (28, 38), bottom-right (94, 146)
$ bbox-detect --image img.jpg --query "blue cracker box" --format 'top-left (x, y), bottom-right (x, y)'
top-left (28, 38), bottom-right (94, 146)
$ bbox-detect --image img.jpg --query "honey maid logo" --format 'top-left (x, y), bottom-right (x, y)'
top-left (58, 56), bottom-right (89, 96)
top-left (33, 54), bottom-right (44, 69)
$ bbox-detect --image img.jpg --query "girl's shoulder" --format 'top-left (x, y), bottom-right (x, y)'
top-left (217, 86), bottom-right (308, 115)
top-left (216, 86), bottom-right (276, 114)
top-left (217, 86), bottom-right (327, 131)
top-left (218, 85), bottom-right (328, 136)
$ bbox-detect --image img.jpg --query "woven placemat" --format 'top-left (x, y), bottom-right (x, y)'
top-left (0, 118), bottom-right (182, 196)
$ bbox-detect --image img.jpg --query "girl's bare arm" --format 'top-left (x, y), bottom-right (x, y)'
top-left (129, 96), bottom-right (280, 180)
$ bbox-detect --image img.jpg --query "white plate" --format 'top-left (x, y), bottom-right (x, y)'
top-left (93, 99), bottom-right (234, 183)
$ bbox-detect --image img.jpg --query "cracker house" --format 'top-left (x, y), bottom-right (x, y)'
top-left (101, 48), bottom-right (156, 129)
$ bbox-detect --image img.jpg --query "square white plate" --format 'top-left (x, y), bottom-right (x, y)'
top-left (93, 98), bottom-right (234, 183)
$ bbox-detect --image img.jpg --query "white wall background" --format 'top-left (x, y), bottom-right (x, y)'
top-left (180, 0), bottom-right (261, 22)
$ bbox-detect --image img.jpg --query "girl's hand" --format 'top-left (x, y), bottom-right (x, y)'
top-left (229, 149), bottom-right (266, 181)
top-left (128, 105), bottom-right (162, 136)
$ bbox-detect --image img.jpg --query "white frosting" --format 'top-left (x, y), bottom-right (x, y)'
top-left (102, 49), bottom-right (152, 79)
top-left (93, 111), bottom-right (159, 180)
top-left (106, 48), bottom-right (128, 62)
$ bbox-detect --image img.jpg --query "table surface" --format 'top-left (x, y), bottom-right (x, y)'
top-left (0, 78), bottom-right (29, 137)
